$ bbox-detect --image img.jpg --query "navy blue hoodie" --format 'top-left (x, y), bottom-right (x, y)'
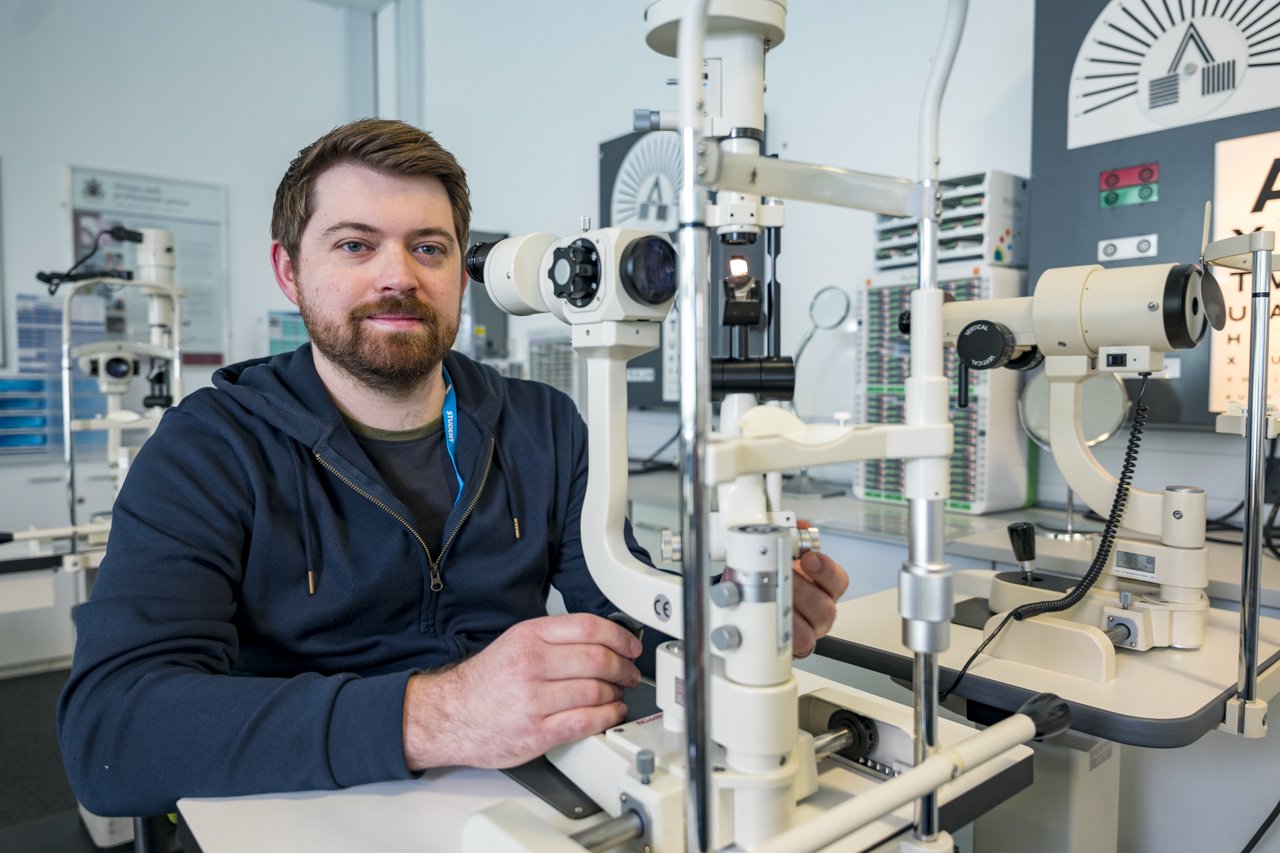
top-left (57, 345), bottom-right (648, 817)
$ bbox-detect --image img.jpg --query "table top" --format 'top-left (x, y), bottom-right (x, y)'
top-left (819, 570), bottom-right (1280, 748)
top-left (179, 767), bottom-right (576, 853)
top-left (178, 672), bottom-right (1033, 853)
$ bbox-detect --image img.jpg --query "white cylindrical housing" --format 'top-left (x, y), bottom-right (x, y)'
top-left (904, 288), bottom-right (952, 502)
top-left (1031, 265), bottom-right (1097, 354)
top-left (480, 232), bottom-right (556, 316)
top-left (707, 29), bottom-right (765, 239)
top-left (645, 0), bottom-right (786, 58)
top-left (722, 524), bottom-right (791, 686)
top-left (655, 641), bottom-right (686, 733)
top-left (1162, 486), bottom-right (1206, 548)
top-left (137, 228), bottom-right (175, 287)
top-left (1033, 263), bottom-right (1210, 356)
top-left (1081, 263), bottom-right (1183, 351)
top-left (733, 783), bottom-right (793, 849)
top-left (148, 292), bottom-right (175, 349)
top-left (709, 30), bottom-right (765, 137)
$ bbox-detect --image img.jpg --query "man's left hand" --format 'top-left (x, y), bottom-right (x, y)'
top-left (791, 520), bottom-right (850, 658)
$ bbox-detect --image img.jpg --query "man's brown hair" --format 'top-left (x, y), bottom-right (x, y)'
top-left (271, 118), bottom-right (471, 264)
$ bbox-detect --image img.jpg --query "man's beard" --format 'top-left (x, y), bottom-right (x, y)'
top-left (298, 290), bottom-right (460, 395)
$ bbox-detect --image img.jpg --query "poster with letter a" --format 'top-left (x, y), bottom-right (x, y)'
top-left (1210, 131), bottom-right (1280, 413)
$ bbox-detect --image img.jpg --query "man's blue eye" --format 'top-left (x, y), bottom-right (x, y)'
top-left (418, 245), bottom-right (442, 256)
top-left (341, 241), bottom-right (365, 252)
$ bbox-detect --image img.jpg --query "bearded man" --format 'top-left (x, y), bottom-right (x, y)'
top-left (56, 118), bottom-right (848, 817)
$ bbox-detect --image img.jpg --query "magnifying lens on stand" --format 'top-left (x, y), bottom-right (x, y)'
top-left (1018, 368), bottom-right (1131, 540)
top-left (782, 285), bottom-right (853, 498)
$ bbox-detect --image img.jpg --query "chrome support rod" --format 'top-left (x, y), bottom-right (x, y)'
top-left (905, 499), bottom-right (948, 841)
top-left (676, 2), bottom-right (713, 849)
top-left (812, 727), bottom-right (856, 762)
top-left (913, 652), bottom-right (940, 832)
top-left (904, 1), bottom-right (968, 842)
top-left (1104, 623), bottom-right (1131, 646)
top-left (569, 811), bottom-right (646, 853)
top-left (1238, 246), bottom-right (1273, 709)
top-left (61, 302), bottom-right (78, 535)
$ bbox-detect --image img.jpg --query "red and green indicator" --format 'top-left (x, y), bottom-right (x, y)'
top-left (1099, 162), bottom-right (1159, 208)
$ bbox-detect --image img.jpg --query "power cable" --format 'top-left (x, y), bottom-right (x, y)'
top-left (941, 374), bottom-right (1151, 702)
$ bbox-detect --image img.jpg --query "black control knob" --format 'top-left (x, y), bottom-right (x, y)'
top-left (1016, 692), bottom-right (1071, 740)
top-left (957, 320), bottom-right (1017, 370)
top-left (1007, 521), bottom-right (1036, 563)
top-left (549, 238), bottom-right (600, 307)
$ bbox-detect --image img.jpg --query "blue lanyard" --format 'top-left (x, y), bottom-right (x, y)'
top-left (441, 367), bottom-right (464, 506)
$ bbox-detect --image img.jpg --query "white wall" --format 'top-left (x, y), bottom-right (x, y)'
top-left (420, 0), bottom-right (1034, 356)
top-left (420, 0), bottom-right (1038, 460)
top-left (0, 0), bottom-right (372, 670)
top-left (0, 0), bottom-right (371, 378)
top-left (418, 1), bottom-right (1256, 518)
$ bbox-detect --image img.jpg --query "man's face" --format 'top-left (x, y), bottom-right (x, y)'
top-left (272, 163), bottom-right (466, 394)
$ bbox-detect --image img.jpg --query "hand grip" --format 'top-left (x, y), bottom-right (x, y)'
top-left (1016, 692), bottom-right (1071, 739)
top-left (1007, 521), bottom-right (1036, 563)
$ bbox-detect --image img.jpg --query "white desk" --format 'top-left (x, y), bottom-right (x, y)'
top-left (179, 768), bottom-right (579, 853)
top-left (820, 570), bottom-right (1280, 748)
top-left (177, 673), bottom-right (1034, 853)
top-left (817, 571), bottom-right (1280, 853)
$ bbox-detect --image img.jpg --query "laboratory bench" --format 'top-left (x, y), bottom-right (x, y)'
top-left (625, 471), bottom-right (1280, 853)
top-left (176, 669), bottom-right (1035, 853)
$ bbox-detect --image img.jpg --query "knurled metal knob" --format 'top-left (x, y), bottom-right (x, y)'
top-left (661, 529), bottom-right (682, 563)
top-left (797, 525), bottom-right (821, 555)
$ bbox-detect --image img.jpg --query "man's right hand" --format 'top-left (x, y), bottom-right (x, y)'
top-left (402, 613), bottom-right (643, 771)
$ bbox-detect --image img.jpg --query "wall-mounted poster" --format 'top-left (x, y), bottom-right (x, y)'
top-left (69, 167), bottom-right (228, 364)
top-left (1068, 2), bottom-right (1280, 150)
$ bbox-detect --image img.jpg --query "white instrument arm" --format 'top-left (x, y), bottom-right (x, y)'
top-left (574, 321), bottom-right (683, 636)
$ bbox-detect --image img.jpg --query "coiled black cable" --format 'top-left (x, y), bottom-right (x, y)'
top-left (35, 225), bottom-right (140, 294)
top-left (941, 374), bottom-right (1151, 702)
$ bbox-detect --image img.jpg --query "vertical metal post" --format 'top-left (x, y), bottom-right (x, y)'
top-left (61, 285), bottom-right (81, 538)
top-left (677, 211), bottom-right (712, 853)
top-left (908, 203), bottom-right (944, 842)
top-left (676, 5), bottom-right (713, 849)
top-left (903, 1), bottom-right (967, 842)
top-left (1238, 247), bottom-right (1272, 711)
top-left (766, 224), bottom-right (782, 359)
top-left (906, 496), bottom-right (946, 841)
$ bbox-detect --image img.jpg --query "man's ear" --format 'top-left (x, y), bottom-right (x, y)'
top-left (271, 241), bottom-right (300, 306)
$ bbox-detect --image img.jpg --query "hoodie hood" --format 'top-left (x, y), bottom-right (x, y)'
top-left (211, 345), bottom-right (508, 452)
top-left (209, 345), bottom-right (525, 593)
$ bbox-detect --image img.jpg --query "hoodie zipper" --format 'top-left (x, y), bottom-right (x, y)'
top-left (313, 437), bottom-right (495, 593)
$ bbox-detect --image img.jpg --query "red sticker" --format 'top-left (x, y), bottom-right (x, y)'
top-left (1099, 163), bottom-right (1159, 190)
